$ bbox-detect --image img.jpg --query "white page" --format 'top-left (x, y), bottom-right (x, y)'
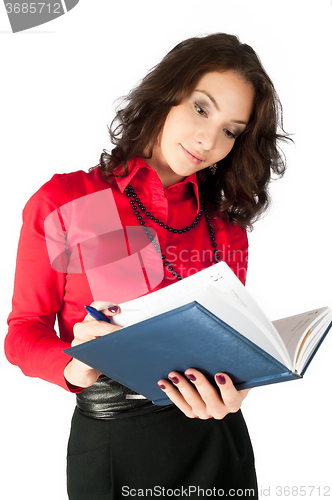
top-left (272, 307), bottom-right (330, 369)
top-left (197, 285), bottom-right (290, 366)
top-left (112, 262), bottom-right (249, 326)
top-left (205, 267), bottom-right (289, 357)
top-left (294, 314), bottom-right (332, 373)
top-left (113, 269), bottom-right (220, 326)
top-left (112, 262), bottom-right (290, 365)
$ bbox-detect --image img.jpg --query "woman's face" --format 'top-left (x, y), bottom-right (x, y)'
top-left (147, 71), bottom-right (255, 187)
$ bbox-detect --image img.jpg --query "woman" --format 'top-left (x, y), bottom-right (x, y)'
top-left (5, 33), bottom-right (290, 498)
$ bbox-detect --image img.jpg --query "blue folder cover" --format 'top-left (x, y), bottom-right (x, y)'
top-left (64, 301), bottom-right (304, 405)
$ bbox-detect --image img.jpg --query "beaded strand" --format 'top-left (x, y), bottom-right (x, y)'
top-left (125, 184), bottom-right (220, 280)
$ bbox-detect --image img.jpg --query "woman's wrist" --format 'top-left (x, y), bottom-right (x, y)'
top-left (64, 359), bottom-right (78, 388)
top-left (64, 358), bottom-right (100, 389)
top-left (64, 359), bottom-right (83, 389)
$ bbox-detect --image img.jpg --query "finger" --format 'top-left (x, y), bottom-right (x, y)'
top-left (91, 300), bottom-right (121, 316)
top-left (168, 371), bottom-right (210, 418)
top-left (157, 378), bottom-right (196, 418)
top-left (184, 369), bottom-right (227, 419)
top-left (214, 373), bottom-right (247, 412)
top-left (73, 319), bottom-right (120, 341)
top-left (83, 301), bottom-right (121, 323)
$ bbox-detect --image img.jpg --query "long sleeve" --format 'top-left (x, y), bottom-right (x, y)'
top-left (5, 175), bottom-right (85, 392)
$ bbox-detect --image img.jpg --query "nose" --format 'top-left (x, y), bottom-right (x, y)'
top-left (195, 123), bottom-right (219, 151)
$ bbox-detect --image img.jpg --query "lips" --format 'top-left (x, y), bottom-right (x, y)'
top-left (181, 145), bottom-right (205, 164)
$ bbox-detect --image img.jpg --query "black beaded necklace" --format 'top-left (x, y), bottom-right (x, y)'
top-left (125, 184), bottom-right (220, 280)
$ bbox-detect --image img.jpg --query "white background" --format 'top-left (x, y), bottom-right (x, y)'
top-left (1, 1), bottom-right (331, 499)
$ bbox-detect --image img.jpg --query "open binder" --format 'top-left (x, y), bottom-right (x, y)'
top-left (64, 262), bottom-right (332, 405)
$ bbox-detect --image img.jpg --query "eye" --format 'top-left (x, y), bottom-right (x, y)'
top-left (224, 129), bottom-right (236, 140)
top-left (194, 102), bottom-right (207, 117)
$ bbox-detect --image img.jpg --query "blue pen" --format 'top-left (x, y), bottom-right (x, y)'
top-left (84, 305), bottom-right (112, 323)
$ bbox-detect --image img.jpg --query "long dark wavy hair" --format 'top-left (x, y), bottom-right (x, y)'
top-left (98, 33), bottom-right (292, 229)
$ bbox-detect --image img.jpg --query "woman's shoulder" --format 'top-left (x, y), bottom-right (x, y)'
top-left (23, 167), bottom-right (110, 218)
top-left (35, 167), bottom-right (109, 199)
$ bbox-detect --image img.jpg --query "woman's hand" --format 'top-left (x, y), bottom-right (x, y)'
top-left (64, 301), bottom-right (121, 389)
top-left (157, 369), bottom-right (250, 420)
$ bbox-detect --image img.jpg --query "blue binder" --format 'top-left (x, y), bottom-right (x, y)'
top-left (64, 302), bottom-right (331, 405)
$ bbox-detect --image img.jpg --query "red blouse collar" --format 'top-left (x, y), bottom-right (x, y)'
top-left (114, 157), bottom-right (201, 213)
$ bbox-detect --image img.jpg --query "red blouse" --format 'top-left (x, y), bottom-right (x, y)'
top-left (5, 158), bottom-right (248, 392)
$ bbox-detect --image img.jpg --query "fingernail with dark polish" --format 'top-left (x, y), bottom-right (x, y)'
top-left (108, 305), bottom-right (119, 313)
top-left (186, 373), bottom-right (196, 382)
top-left (216, 374), bottom-right (226, 385)
top-left (169, 376), bottom-right (179, 384)
top-left (158, 383), bottom-right (166, 390)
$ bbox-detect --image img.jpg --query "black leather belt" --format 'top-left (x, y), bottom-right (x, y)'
top-left (76, 374), bottom-right (173, 419)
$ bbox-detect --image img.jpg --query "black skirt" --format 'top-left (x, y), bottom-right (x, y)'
top-left (67, 404), bottom-right (258, 499)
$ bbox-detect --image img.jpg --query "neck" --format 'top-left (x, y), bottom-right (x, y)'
top-left (155, 169), bottom-right (186, 189)
top-left (146, 159), bottom-right (186, 188)
top-left (143, 147), bottom-right (186, 188)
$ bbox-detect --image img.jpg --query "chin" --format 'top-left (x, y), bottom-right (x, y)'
top-left (171, 163), bottom-right (204, 178)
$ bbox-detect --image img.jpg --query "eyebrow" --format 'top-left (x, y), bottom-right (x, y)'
top-left (195, 89), bottom-right (248, 125)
